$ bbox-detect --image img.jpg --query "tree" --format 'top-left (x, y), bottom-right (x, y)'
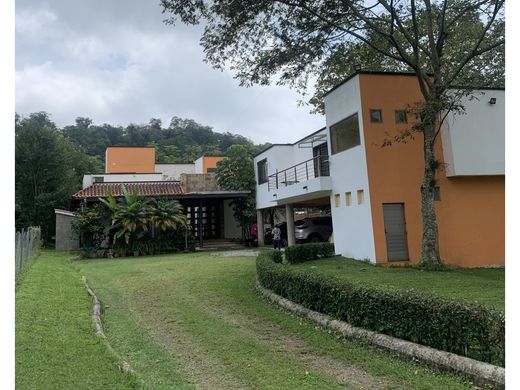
top-left (99, 186), bottom-right (153, 245)
top-left (216, 144), bottom-right (257, 242)
top-left (161, 0), bottom-right (504, 264)
top-left (15, 112), bottom-right (102, 241)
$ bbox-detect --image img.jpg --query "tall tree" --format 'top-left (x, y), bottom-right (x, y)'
top-left (161, 0), bottom-right (504, 264)
top-left (216, 144), bottom-right (257, 241)
top-left (15, 113), bottom-right (102, 241)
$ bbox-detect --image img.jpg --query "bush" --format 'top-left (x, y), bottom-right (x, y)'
top-left (285, 243), bottom-right (335, 264)
top-left (258, 250), bottom-right (284, 263)
top-left (256, 255), bottom-right (505, 366)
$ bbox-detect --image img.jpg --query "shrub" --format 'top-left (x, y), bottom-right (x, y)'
top-left (256, 255), bottom-right (505, 366)
top-left (258, 250), bottom-right (284, 263)
top-left (285, 243), bottom-right (335, 264)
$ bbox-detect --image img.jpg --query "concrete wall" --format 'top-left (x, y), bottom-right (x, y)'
top-left (223, 199), bottom-right (242, 239)
top-left (324, 75), bottom-right (377, 262)
top-left (155, 163), bottom-right (195, 181)
top-left (83, 173), bottom-right (163, 188)
top-left (441, 90), bottom-right (505, 176)
top-left (181, 173), bottom-right (220, 192)
top-left (55, 210), bottom-right (79, 250)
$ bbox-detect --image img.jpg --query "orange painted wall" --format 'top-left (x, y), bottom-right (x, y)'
top-left (105, 147), bottom-right (155, 173)
top-left (359, 74), bottom-right (504, 267)
top-left (202, 156), bottom-right (225, 173)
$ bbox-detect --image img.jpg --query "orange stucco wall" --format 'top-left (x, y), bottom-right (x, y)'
top-left (359, 74), bottom-right (504, 267)
top-left (202, 156), bottom-right (225, 173)
top-left (105, 147), bottom-right (155, 173)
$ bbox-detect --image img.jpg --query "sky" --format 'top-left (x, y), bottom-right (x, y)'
top-left (15, 0), bottom-right (325, 145)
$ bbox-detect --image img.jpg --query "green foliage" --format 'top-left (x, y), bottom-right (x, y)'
top-left (15, 112), bottom-right (103, 241)
top-left (256, 256), bottom-right (505, 366)
top-left (285, 243), bottom-right (335, 264)
top-left (72, 203), bottom-right (111, 249)
top-left (216, 144), bottom-right (257, 239)
top-left (61, 114), bottom-right (265, 162)
top-left (258, 250), bottom-right (284, 264)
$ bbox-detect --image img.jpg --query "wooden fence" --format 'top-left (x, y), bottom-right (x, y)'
top-left (15, 227), bottom-right (41, 277)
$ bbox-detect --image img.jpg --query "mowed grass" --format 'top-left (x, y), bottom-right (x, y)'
top-left (291, 257), bottom-right (505, 311)
top-left (15, 251), bottom-right (138, 389)
top-left (77, 251), bottom-right (476, 389)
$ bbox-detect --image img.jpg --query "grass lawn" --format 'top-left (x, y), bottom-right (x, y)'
top-left (290, 256), bottom-right (504, 312)
top-left (75, 250), bottom-right (478, 389)
top-left (15, 250), bottom-right (138, 389)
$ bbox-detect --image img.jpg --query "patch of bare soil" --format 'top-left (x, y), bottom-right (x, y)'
top-left (189, 293), bottom-right (398, 390)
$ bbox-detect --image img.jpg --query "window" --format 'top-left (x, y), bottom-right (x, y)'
top-left (206, 167), bottom-right (217, 173)
top-left (257, 158), bottom-right (268, 184)
top-left (395, 110), bottom-right (408, 123)
top-left (334, 194), bottom-right (341, 207)
top-left (370, 109), bottom-right (383, 123)
top-left (357, 189), bottom-right (364, 204)
top-left (330, 113), bottom-right (360, 155)
top-left (345, 192), bottom-right (352, 206)
top-left (93, 176), bottom-right (104, 183)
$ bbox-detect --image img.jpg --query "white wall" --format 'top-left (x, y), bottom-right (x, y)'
top-left (254, 129), bottom-right (329, 210)
top-left (194, 157), bottom-right (203, 174)
top-left (441, 90), bottom-right (505, 176)
top-left (223, 199), bottom-right (242, 238)
top-left (82, 173), bottom-right (163, 188)
top-left (254, 145), bottom-right (294, 209)
top-left (324, 76), bottom-right (377, 262)
top-left (155, 164), bottom-right (195, 181)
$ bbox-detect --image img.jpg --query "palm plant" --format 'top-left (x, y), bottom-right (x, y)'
top-left (99, 185), bottom-right (153, 245)
top-left (151, 199), bottom-right (187, 238)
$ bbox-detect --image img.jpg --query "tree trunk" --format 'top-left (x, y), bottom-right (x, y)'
top-left (420, 115), bottom-right (441, 265)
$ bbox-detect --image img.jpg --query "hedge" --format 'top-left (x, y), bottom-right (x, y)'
top-left (256, 255), bottom-right (505, 366)
top-left (284, 243), bottom-right (335, 264)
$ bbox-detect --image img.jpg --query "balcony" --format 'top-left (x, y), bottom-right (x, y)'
top-left (268, 155), bottom-right (330, 191)
top-left (267, 156), bottom-right (332, 205)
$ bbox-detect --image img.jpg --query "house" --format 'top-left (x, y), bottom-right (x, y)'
top-left (60, 147), bottom-right (245, 249)
top-left (254, 71), bottom-right (504, 267)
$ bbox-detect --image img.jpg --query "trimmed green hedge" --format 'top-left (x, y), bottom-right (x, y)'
top-left (256, 255), bottom-right (505, 366)
top-left (285, 243), bottom-right (335, 264)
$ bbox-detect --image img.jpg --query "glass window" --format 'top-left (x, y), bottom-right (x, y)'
top-left (357, 189), bottom-right (364, 204)
top-left (206, 167), bottom-right (217, 173)
top-left (334, 194), bottom-right (341, 207)
top-left (93, 176), bottom-right (104, 183)
top-left (370, 109), bottom-right (383, 123)
top-left (395, 110), bottom-right (408, 123)
top-left (330, 113), bottom-right (360, 155)
top-left (257, 158), bottom-right (268, 184)
top-left (345, 192), bottom-right (352, 206)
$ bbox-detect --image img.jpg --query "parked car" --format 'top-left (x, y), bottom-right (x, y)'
top-left (294, 216), bottom-right (333, 243)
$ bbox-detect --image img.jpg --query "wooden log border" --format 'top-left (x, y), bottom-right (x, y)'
top-left (256, 280), bottom-right (505, 389)
top-left (83, 276), bottom-right (135, 374)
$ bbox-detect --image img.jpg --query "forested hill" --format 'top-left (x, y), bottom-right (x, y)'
top-left (15, 111), bottom-right (269, 240)
top-left (61, 115), bottom-right (270, 163)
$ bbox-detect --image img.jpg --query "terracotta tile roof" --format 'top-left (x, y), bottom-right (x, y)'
top-left (73, 181), bottom-right (184, 200)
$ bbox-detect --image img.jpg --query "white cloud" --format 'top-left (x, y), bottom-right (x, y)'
top-left (15, 0), bottom-right (325, 144)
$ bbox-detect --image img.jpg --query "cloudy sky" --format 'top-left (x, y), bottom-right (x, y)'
top-left (15, 0), bottom-right (326, 144)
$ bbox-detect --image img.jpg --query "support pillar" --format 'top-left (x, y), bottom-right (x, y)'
top-left (257, 209), bottom-right (265, 246)
top-left (285, 204), bottom-right (295, 247)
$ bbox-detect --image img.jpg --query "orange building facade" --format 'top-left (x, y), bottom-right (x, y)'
top-left (105, 147), bottom-right (156, 173)
top-left (357, 74), bottom-right (504, 267)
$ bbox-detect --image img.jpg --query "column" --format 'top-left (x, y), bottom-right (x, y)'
top-left (257, 209), bottom-right (265, 246)
top-left (285, 204), bottom-right (295, 247)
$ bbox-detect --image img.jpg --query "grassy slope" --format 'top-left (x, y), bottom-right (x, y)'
top-left (15, 251), bottom-right (137, 390)
top-left (78, 252), bottom-right (475, 389)
top-left (291, 257), bottom-right (504, 311)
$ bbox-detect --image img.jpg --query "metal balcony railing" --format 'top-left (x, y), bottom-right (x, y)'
top-left (268, 155), bottom-right (330, 191)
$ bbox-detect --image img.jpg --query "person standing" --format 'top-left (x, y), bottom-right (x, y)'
top-left (272, 225), bottom-right (282, 250)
